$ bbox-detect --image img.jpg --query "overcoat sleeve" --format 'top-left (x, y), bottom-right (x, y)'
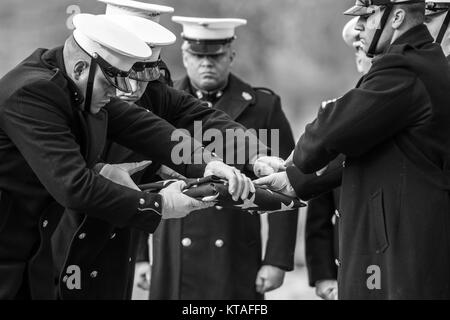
top-left (294, 56), bottom-right (431, 173)
top-left (0, 81), bottom-right (163, 233)
top-left (147, 84), bottom-right (269, 172)
top-left (105, 98), bottom-right (221, 178)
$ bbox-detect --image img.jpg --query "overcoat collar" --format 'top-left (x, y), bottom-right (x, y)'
top-left (41, 46), bottom-right (108, 168)
top-left (175, 74), bottom-right (256, 120)
top-left (386, 24), bottom-right (434, 53)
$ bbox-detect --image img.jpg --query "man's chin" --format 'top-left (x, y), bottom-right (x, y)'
top-left (118, 96), bottom-right (139, 105)
top-left (199, 79), bottom-right (219, 91)
top-left (90, 106), bottom-right (102, 114)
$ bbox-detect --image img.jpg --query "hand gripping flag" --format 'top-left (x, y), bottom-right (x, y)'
top-left (139, 175), bottom-right (306, 214)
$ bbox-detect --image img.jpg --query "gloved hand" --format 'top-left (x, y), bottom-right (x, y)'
top-left (255, 265), bottom-right (286, 294)
top-left (134, 262), bottom-right (151, 291)
top-left (284, 150), bottom-right (294, 167)
top-left (158, 180), bottom-right (215, 219)
top-left (315, 279), bottom-right (338, 300)
top-left (99, 161), bottom-right (152, 191)
top-left (204, 161), bottom-right (255, 201)
top-left (253, 172), bottom-right (297, 197)
top-left (253, 156), bottom-right (286, 177)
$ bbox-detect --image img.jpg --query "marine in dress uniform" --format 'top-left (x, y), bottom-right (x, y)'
top-left (0, 13), bottom-right (186, 299)
top-left (0, 12), bottom-right (247, 299)
top-left (52, 2), bottom-right (279, 300)
top-left (425, 0), bottom-right (450, 57)
top-left (305, 18), bottom-right (371, 301)
top-left (284, 0), bottom-right (450, 299)
top-left (149, 17), bottom-right (298, 300)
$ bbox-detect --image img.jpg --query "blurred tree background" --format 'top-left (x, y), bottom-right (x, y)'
top-left (0, 0), bottom-right (360, 298)
top-left (0, 0), bottom-right (359, 138)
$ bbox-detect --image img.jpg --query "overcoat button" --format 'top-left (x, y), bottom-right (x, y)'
top-left (78, 233), bottom-right (86, 240)
top-left (215, 239), bottom-right (224, 248)
top-left (335, 209), bottom-right (341, 218)
top-left (181, 238), bottom-right (192, 247)
top-left (335, 259), bottom-right (341, 267)
top-left (90, 271), bottom-right (98, 278)
top-left (42, 220), bottom-right (48, 228)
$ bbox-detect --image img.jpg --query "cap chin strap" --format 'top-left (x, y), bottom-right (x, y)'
top-left (367, 5), bottom-right (393, 58)
top-left (84, 59), bottom-right (97, 113)
top-left (436, 10), bottom-right (450, 44)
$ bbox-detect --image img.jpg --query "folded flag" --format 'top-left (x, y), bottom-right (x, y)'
top-left (139, 175), bottom-right (305, 214)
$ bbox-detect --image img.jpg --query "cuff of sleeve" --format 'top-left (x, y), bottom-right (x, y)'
top-left (307, 264), bottom-right (338, 287)
top-left (128, 192), bottom-right (163, 233)
top-left (93, 163), bottom-right (106, 174)
top-left (261, 260), bottom-right (293, 272)
top-left (286, 165), bottom-right (341, 201)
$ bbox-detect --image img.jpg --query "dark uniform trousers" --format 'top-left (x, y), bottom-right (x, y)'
top-left (149, 74), bottom-right (298, 300)
top-left (288, 25), bottom-right (450, 299)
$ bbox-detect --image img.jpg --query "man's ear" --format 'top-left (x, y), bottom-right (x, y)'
top-left (182, 51), bottom-right (189, 69)
top-left (73, 60), bottom-right (89, 80)
top-left (392, 8), bottom-right (406, 30)
top-left (229, 50), bottom-right (236, 66)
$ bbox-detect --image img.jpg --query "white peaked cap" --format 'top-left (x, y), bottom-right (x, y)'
top-left (72, 13), bottom-right (151, 71)
top-left (99, 0), bottom-right (174, 23)
top-left (172, 16), bottom-right (247, 40)
top-left (103, 14), bottom-right (176, 62)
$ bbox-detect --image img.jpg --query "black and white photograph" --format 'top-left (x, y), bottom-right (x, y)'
top-left (0, 0), bottom-right (450, 309)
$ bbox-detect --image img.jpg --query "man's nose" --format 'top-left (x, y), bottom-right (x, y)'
top-left (355, 17), bottom-right (365, 31)
top-left (200, 56), bottom-right (214, 66)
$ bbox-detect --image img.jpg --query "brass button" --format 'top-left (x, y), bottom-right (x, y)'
top-left (42, 220), bottom-right (48, 228)
top-left (78, 233), bottom-right (86, 240)
top-left (154, 202), bottom-right (159, 208)
top-left (335, 209), bottom-right (341, 218)
top-left (110, 233), bottom-right (116, 240)
top-left (139, 198), bottom-right (145, 205)
top-left (215, 239), bottom-right (224, 248)
top-left (181, 237), bottom-right (192, 247)
top-left (335, 259), bottom-right (341, 267)
top-left (90, 271), bottom-right (98, 278)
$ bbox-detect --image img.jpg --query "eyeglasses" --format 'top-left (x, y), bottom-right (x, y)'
top-left (92, 53), bottom-right (133, 93)
top-left (426, 2), bottom-right (450, 13)
top-left (129, 60), bottom-right (162, 82)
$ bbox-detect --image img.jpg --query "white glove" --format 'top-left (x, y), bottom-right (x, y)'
top-left (99, 161), bottom-right (152, 191)
top-left (253, 156), bottom-right (286, 177)
top-left (315, 279), bottom-right (338, 300)
top-left (204, 161), bottom-right (255, 201)
top-left (158, 181), bottom-right (215, 219)
top-left (134, 262), bottom-right (150, 291)
top-left (255, 265), bottom-right (285, 294)
top-left (284, 150), bottom-right (294, 167)
top-left (253, 172), bottom-right (296, 197)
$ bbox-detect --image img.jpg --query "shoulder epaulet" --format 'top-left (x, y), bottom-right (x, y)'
top-left (253, 87), bottom-right (275, 95)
